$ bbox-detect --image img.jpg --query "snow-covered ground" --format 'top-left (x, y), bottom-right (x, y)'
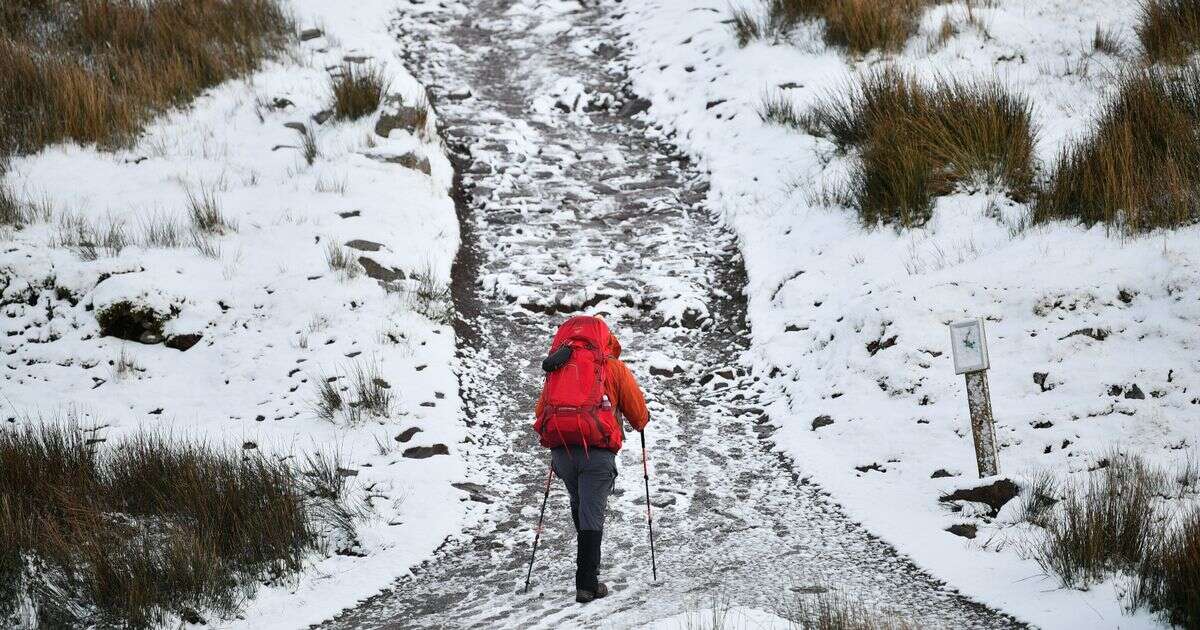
top-left (618, 0), bottom-right (1199, 628)
top-left (0, 1), bottom-right (472, 627)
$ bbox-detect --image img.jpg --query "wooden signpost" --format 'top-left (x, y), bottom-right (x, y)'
top-left (949, 318), bottom-right (999, 477)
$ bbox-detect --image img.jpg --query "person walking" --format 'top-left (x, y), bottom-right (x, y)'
top-left (533, 314), bottom-right (649, 603)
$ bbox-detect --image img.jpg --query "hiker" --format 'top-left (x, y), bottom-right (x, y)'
top-left (533, 314), bottom-right (649, 603)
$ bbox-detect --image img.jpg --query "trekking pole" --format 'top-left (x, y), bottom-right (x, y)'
top-left (523, 463), bottom-right (554, 594)
top-left (640, 430), bottom-right (658, 582)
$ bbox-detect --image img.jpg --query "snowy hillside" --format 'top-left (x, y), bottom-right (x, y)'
top-left (0, 1), bottom-right (471, 627)
top-left (618, 0), bottom-right (1199, 627)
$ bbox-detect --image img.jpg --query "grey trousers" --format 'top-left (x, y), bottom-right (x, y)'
top-left (550, 447), bottom-right (616, 532)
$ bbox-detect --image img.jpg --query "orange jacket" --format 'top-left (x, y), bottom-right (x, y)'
top-left (535, 332), bottom-right (650, 433)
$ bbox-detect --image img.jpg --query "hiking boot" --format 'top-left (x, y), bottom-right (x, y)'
top-left (575, 583), bottom-right (608, 603)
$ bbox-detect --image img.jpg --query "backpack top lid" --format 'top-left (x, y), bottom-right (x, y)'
top-left (550, 315), bottom-right (612, 355)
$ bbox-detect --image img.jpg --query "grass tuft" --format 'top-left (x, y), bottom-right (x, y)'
top-left (805, 69), bottom-right (1036, 227)
top-left (0, 0), bottom-right (293, 155)
top-left (1034, 66), bottom-right (1200, 233)
top-left (330, 64), bottom-right (387, 121)
top-left (777, 583), bottom-right (918, 629)
top-left (1137, 0), bottom-right (1200, 64)
top-left (186, 185), bottom-right (235, 234)
top-left (732, 0), bottom-right (932, 53)
top-left (0, 421), bottom-right (359, 629)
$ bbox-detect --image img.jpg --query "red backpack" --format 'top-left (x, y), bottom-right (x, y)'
top-left (533, 316), bottom-right (622, 453)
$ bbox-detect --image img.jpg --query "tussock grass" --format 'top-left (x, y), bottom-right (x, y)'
top-left (186, 185), bottom-right (235, 234)
top-left (731, 0), bottom-right (932, 54)
top-left (1035, 66), bottom-right (1200, 233)
top-left (331, 64), bottom-right (387, 121)
top-left (1093, 25), bottom-right (1124, 55)
top-left (1137, 0), bottom-right (1200, 64)
top-left (1134, 509), bottom-right (1200, 628)
top-left (0, 0), bottom-right (293, 155)
top-left (0, 183), bottom-right (51, 227)
top-left (1032, 454), bottom-right (1164, 587)
top-left (777, 584), bottom-right (918, 629)
top-left (805, 69), bottom-right (1036, 227)
top-left (0, 421), bottom-right (359, 629)
top-left (325, 241), bottom-right (361, 279)
top-left (1030, 453), bottom-right (1200, 626)
top-left (54, 213), bottom-right (130, 260)
top-left (759, 91), bottom-right (805, 127)
top-left (312, 359), bottom-right (392, 424)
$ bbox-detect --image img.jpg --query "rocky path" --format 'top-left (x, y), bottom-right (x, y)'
top-left (318, 1), bottom-right (1027, 628)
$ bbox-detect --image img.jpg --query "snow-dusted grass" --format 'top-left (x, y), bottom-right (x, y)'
top-left (0, 421), bottom-right (360, 629)
top-left (620, 0), bottom-right (1195, 626)
top-left (1035, 64), bottom-right (1200, 233)
top-left (330, 64), bottom-right (389, 122)
top-left (0, 0), bottom-right (293, 154)
top-left (0, 0), bottom-right (467, 626)
top-left (1136, 0), bottom-right (1200, 64)
top-left (801, 69), bottom-right (1036, 227)
top-left (732, 0), bottom-right (935, 55)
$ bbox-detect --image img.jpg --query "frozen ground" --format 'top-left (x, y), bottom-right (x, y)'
top-left (319, 0), bottom-right (1023, 628)
top-left (618, 0), bottom-right (1199, 628)
top-left (0, 1), bottom-right (470, 627)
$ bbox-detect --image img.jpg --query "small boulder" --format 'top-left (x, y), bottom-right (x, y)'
top-left (375, 98), bottom-right (428, 138)
top-left (618, 97), bottom-right (651, 117)
top-left (395, 427), bottom-right (422, 443)
top-left (300, 28), bottom-right (323, 41)
top-left (358, 256), bottom-right (405, 282)
top-left (939, 479), bottom-right (1019, 517)
top-left (1125, 384), bottom-right (1146, 400)
top-left (946, 523), bottom-right (977, 539)
top-left (345, 239), bottom-right (384, 252)
top-left (930, 469), bottom-right (955, 479)
top-left (165, 333), bottom-right (203, 352)
top-left (402, 444), bottom-right (449, 459)
top-left (382, 152), bottom-right (432, 175)
top-left (811, 415), bottom-right (834, 431)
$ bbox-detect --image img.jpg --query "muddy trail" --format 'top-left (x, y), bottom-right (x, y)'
top-left (318, 1), bottom-right (1027, 628)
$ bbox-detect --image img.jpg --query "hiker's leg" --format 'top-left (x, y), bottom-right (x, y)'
top-left (575, 451), bottom-right (617, 592)
top-left (551, 448), bottom-right (588, 589)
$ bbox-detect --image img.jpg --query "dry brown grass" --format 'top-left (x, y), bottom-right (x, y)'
top-left (804, 69), bottom-right (1036, 227)
top-left (1137, 0), bottom-right (1200, 64)
top-left (0, 0), bottom-right (293, 155)
top-left (735, 0), bottom-right (932, 54)
top-left (1034, 66), bottom-right (1200, 233)
top-left (0, 421), bottom-right (361, 628)
top-left (331, 64), bottom-right (388, 121)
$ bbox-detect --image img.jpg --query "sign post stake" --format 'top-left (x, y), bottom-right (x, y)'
top-left (949, 318), bottom-right (999, 477)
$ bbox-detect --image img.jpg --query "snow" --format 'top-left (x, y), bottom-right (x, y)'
top-left (641, 606), bottom-right (793, 630)
top-left (617, 0), bottom-right (1199, 628)
top-left (0, 0), bottom-right (474, 627)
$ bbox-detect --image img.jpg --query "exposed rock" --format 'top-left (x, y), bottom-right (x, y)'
top-left (1125, 384), bottom-right (1146, 400)
top-left (866, 335), bottom-right (898, 356)
top-left (811, 415), bottom-right (834, 431)
top-left (345, 239), bottom-right (384, 252)
top-left (271, 97), bottom-right (294, 109)
top-left (165, 333), bottom-right (203, 352)
top-left (300, 28), bottom-right (323, 41)
top-left (312, 109), bottom-right (334, 125)
top-left (946, 523), bottom-right (977, 539)
top-left (381, 152), bottom-right (432, 175)
top-left (930, 469), bottom-right (955, 478)
top-left (403, 444), bottom-right (449, 459)
top-left (395, 427), bottom-right (422, 443)
top-left (283, 121), bottom-right (308, 133)
top-left (375, 98), bottom-right (428, 138)
top-left (242, 441), bottom-right (257, 450)
top-left (338, 210), bottom-right (362, 219)
top-left (618, 97), bottom-right (651, 117)
top-left (1033, 371), bottom-right (1052, 392)
top-left (358, 256), bottom-right (406, 282)
top-left (940, 479), bottom-right (1019, 517)
top-left (343, 54), bottom-right (372, 64)
top-left (1059, 327), bottom-right (1109, 341)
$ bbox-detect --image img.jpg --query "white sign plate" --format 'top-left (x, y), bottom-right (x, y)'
top-left (949, 318), bottom-right (989, 374)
